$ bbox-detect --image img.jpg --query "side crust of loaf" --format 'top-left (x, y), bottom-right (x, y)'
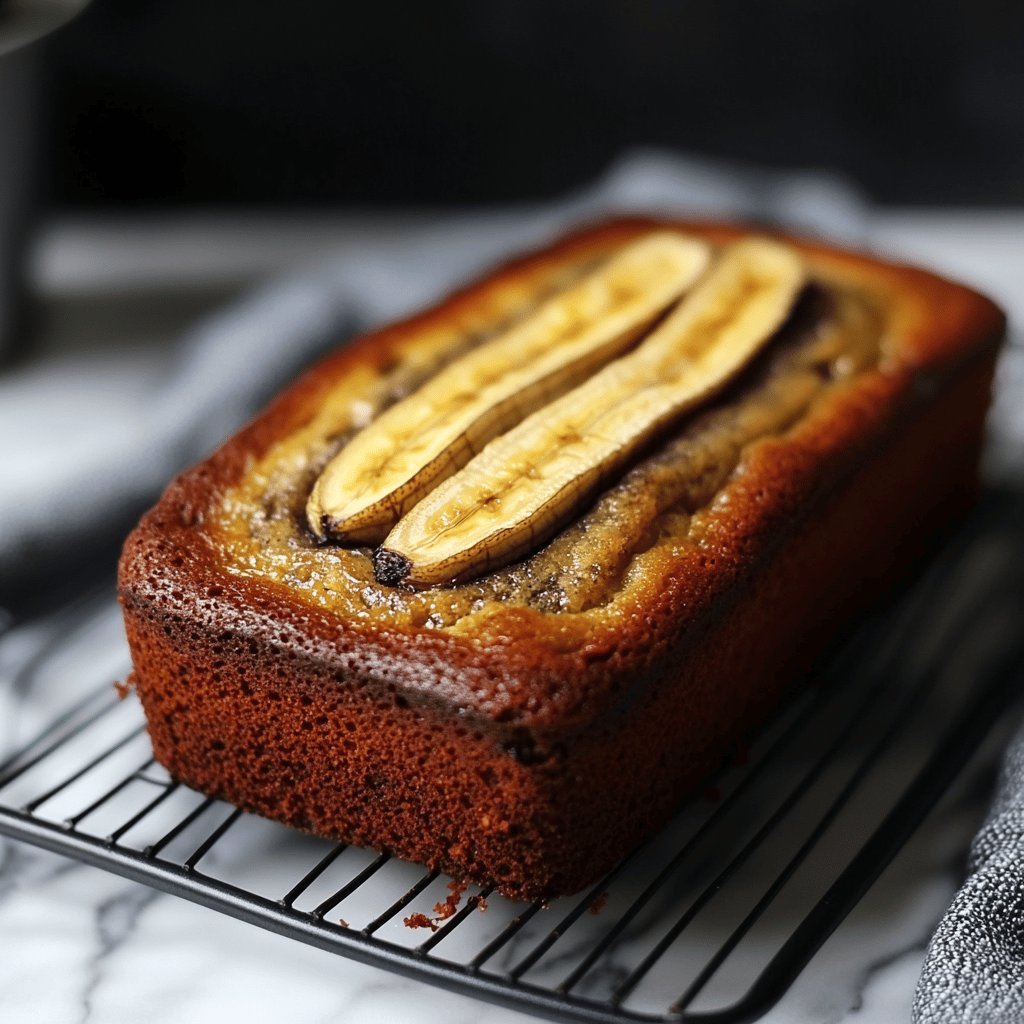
top-left (118, 219), bottom-right (1004, 898)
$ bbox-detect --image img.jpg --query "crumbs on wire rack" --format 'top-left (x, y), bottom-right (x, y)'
top-left (113, 674), bottom-right (137, 700)
top-left (404, 880), bottom-right (488, 931)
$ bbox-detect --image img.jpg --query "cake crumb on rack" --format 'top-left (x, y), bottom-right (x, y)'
top-left (404, 881), bottom-right (474, 930)
top-left (113, 673), bottom-right (136, 700)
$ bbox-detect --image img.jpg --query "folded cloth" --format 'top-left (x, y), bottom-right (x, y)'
top-left (2, 147), bottom-right (1022, 1016)
top-left (914, 727), bottom-right (1024, 1023)
top-left (0, 149), bottom-right (868, 595)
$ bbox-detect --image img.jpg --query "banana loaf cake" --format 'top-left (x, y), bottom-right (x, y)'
top-left (119, 219), bottom-right (1004, 899)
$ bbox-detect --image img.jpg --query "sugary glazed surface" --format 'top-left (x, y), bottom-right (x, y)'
top-left (213, 226), bottom-right (886, 637)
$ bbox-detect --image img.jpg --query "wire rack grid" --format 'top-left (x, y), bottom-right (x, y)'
top-left (1, 492), bottom-right (1022, 1024)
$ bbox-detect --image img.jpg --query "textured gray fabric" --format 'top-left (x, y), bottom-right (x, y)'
top-left (2, 149), bottom-right (1022, 1017)
top-left (914, 724), bottom-right (1024, 1023)
top-left (0, 149), bottom-right (868, 582)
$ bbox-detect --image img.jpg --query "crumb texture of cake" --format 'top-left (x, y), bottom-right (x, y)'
top-left (119, 218), bottom-right (1004, 899)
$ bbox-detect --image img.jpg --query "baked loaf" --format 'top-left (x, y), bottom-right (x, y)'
top-left (119, 219), bottom-right (1004, 899)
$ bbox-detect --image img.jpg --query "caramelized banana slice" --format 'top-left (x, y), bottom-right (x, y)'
top-left (376, 239), bottom-right (805, 588)
top-left (307, 232), bottom-right (711, 543)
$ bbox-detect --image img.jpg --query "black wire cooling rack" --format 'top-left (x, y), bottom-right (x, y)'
top-left (1, 491), bottom-right (1022, 1024)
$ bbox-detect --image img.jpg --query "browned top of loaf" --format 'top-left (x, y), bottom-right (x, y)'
top-left (118, 218), bottom-right (1004, 736)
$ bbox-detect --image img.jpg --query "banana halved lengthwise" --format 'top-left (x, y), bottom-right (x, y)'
top-left (375, 238), bottom-right (806, 589)
top-left (307, 232), bottom-right (711, 544)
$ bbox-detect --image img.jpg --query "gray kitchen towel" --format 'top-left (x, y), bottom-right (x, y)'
top-left (914, 727), bottom-right (1024, 1023)
top-left (1, 148), bottom-right (1021, 1020)
top-left (0, 149), bottom-right (868, 585)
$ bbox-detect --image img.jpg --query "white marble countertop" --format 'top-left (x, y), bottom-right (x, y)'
top-left (1, 208), bottom-right (1022, 1024)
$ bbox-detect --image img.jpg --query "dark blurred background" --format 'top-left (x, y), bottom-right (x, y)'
top-left (37, 0), bottom-right (1024, 208)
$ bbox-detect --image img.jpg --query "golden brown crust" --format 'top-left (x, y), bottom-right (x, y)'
top-left (118, 218), bottom-right (1004, 897)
